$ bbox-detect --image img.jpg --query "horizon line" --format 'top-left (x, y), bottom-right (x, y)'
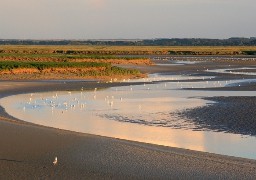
top-left (1, 37), bottom-right (256, 41)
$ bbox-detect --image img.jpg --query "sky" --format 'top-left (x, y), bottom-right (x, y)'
top-left (0, 0), bottom-right (255, 39)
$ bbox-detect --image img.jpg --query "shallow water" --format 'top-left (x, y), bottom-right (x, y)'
top-left (208, 67), bottom-right (256, 76)
top-left (1, 74), bottom-right (256, 160)
top-left (155, 60), bottom-right (202, 66)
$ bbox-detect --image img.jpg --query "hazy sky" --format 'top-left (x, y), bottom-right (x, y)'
top-left (0, 0), bottom-right (255, 39)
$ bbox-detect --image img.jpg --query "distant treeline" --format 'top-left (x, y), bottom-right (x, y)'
top-left (1, 38), bottom-right (256, 46)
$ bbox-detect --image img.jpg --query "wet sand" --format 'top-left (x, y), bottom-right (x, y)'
top-left (176, 96), bottom-right (256, 136)
top-left (1, 60), bottom-right (256, 179)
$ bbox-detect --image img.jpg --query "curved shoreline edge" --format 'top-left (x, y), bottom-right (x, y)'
top-left (1, 64), bottom-right (256, 179)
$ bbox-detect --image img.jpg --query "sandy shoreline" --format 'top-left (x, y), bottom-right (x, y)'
top-left (1, 61), bottom-right (256, 179)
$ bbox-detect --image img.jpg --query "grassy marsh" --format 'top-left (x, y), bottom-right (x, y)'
top-left (1, 45), bottom-right (256, 55)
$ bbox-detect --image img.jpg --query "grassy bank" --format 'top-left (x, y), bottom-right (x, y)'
top-left (0, 61), bottom-right (143, 80)
top-left (0, 61), bottom-right (110, 70)
top-left (0, 46), bottom-right (152, 80)
top-left (0, 53), bottom-right (145, 60)
top-left (0, 52), bottom-right (152, 65)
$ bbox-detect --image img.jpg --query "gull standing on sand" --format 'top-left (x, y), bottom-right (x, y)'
top-left (53, 157), bottom-right (58, 165)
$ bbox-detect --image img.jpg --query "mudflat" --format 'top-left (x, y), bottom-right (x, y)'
top-left (1, 59), bottom-right (256, 179)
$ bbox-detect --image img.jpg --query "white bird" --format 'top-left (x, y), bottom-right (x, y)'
top-left (53, 157), bottom-right (58, 165)
top-left (109, 101), bottom-right (114, 107)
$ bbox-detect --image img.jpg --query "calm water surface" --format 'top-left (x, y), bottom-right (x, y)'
top-left (1, 74), bottom-right (256, 160)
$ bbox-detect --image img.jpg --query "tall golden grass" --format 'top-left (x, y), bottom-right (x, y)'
top-left (1, 45), bottom-right (256, 55)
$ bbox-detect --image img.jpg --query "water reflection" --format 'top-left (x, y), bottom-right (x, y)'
top-left (1, 74), bottom-right (256, 160)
